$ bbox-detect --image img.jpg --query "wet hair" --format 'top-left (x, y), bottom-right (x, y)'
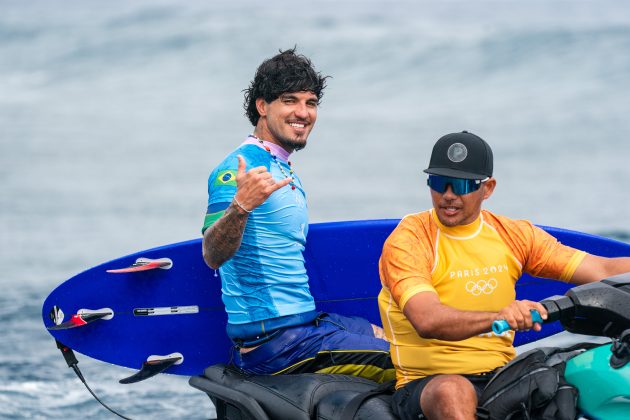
top-left (243, 47), bottom-right (329, 126)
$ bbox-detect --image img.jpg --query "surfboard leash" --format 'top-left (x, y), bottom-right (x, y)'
top-left (56, 340), bottom-right (133, 420)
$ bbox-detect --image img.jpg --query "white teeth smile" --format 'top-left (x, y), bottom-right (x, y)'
top-left (289, 123), bottom-right (305, 128)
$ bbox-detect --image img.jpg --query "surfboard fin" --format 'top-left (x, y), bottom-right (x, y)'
top-left (119, 353), bottom-right (183, 384)
top-left (106, 257), bottom-right (173, 273)
top-left (47, 311), bottom-right (113, 330)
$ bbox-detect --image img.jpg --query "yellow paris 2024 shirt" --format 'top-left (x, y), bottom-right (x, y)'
top-left (378, 209), bottom-right (586, 389)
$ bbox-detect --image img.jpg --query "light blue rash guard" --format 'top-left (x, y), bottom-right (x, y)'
top-left (203, 137), bottom-right (315, 328)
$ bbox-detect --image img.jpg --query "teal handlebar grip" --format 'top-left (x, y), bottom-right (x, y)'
top-left (492, 310), bottom-right (543, 334)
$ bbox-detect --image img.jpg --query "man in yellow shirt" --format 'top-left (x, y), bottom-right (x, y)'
top-left (378, 131), bottom-right (630, 420)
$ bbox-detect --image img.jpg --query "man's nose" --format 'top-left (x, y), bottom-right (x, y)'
top-left (294, 102), bottom-right (309, 118)
top-left (443, 184), bottom-right (457, 198)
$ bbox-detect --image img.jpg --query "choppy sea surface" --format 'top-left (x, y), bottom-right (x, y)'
top-left (2, 0), bottom-right (630, 418)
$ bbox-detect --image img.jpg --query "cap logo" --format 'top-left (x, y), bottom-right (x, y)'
top-left (447, 143), bottom-right (467, 163)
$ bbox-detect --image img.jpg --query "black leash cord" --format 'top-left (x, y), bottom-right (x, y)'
top-left (56, 340), bottom-right (133, 420)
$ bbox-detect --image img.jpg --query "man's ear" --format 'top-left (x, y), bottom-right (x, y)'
top-left (482, 178), bottom-right (497, 200)
top-left (255, 98), bottom-right (267, 118)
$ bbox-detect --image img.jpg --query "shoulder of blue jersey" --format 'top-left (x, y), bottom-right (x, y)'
top-left (211, 144), bottom-right (272, 188)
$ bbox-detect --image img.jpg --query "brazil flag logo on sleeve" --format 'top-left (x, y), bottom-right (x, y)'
top-left (214, 170), bottom-right (237, 187)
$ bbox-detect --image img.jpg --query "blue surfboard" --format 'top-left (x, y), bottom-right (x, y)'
top-left (42, 219), bottom-right (630, 377)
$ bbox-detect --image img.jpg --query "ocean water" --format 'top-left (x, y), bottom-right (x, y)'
top-left (2, 0), bottom-right (630, 418)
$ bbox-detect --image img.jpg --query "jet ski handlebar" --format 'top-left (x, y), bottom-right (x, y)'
top-left (492, 274), bottom-right (630, 337)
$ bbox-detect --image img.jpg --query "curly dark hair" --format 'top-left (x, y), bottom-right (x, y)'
top-left (243, 48), bottom-right (329, 126)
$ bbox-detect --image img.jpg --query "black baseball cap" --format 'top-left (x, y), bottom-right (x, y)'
top-left (423, 131), bottom-right (493, 180)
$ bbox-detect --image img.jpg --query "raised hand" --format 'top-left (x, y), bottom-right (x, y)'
top-left (232, 155), bottom-right (292, 212)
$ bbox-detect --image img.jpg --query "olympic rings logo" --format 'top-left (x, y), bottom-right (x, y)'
top-left (465, 278), bottom-right (497, 296)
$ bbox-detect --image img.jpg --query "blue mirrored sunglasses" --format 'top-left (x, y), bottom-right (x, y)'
top-left (427, 175), bottom-right (489, 195)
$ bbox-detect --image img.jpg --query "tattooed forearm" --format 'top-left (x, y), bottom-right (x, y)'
top-left (202, 201), bottom-right (249, 269)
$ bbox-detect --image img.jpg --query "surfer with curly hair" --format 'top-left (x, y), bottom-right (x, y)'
top-left (202, 48), bottom-right (393, 382)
